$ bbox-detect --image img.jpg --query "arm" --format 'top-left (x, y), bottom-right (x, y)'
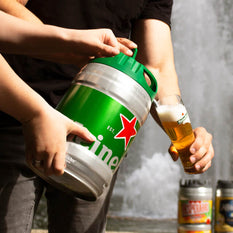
top-left (131, 19), bottom-right (214, 173)
top-left (0, 5), bottom-right (136, 63)
top-left (0, 4), bottom-right (137, 176)
top-left (132, 19), bottom-right (180, 99)
top-left (0, 54), bottom-right (96, 175)
top-left (0, 0), bottom-right (42, 23)
top-left (0, 10), bottom-right (138, 66)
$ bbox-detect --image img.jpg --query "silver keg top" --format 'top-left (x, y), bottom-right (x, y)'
top-left (179, 179), bottom-right (213, 199)
top-left (216, 180), bottom-right (233, 197)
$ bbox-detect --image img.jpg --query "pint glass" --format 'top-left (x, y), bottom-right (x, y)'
top-left (155, 95), bottom-right (195, 173)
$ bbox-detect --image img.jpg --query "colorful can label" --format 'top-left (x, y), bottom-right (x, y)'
top-left (57, 84), bottom-right (140, 172)
top-left (178, 200), bottom-right (212, 224)
top-left (215, 196), bottom-right (233, 232)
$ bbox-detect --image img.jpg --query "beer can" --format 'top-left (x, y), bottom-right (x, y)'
top-left (215, 180), bottom-right (233, 232)
top-left (30, 49), bottom-right (157, 201)
top-left (178, 179), bottom-right (213, 224)
top-left (178, 224), bottom-right (211, 233)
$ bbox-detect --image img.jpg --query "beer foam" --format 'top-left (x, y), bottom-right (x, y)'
top-left (156, 104), bottom-right (188, 122)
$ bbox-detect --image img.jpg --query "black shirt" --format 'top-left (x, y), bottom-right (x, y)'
top-left (1, 0), bottom-right (173, 126)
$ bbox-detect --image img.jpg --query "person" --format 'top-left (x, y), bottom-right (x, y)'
top-left (0, 1), bottom-right (214, 233)
top-left (0, 9), bottom-right (136, 233)
top-left (0, 9), bottom-right (137, 175)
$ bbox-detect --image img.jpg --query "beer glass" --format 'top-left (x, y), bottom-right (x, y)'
top-left (155, 95), bottom-right (195, 173)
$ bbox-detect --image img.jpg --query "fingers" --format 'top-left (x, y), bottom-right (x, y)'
top-left (98, 44), bottom-right (120, 57)
top-left (98, 36), bottom-right (138, 57)
top-left (27, 146), bottom-right (67, 176)
top-left (168, 127), bottom-right (214, 174)
top-left (100, 29), bottom-right (120, 56)
top-left (197, 143), bottom-right (214, 173)
top-left (68, 120), bottom-right (96, 142)
top-left (26, 116), bottom-right (96, 177)
top-left (189, 127), bottom-right (214, 173)
top-left (117, 37), bottom-right (137, 56)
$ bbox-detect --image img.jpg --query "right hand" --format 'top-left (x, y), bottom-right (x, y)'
top-left (22, 105), bottom-right (96, 176)
top-left (168, 127), bottom-right (214, 174)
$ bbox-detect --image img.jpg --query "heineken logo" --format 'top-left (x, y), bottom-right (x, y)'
top-left (114, 114), bottom-right (137, 149)
top-left (177, 112), bottom-right (188, 124)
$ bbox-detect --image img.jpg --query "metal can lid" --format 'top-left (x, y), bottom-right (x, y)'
top-left (180, 179), bottom-right (212, 188)
top-left (217, 180), bottom-right (233, 189)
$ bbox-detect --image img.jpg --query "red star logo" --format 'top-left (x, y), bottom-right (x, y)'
top-left (114, 114), bottom-right (137, 149)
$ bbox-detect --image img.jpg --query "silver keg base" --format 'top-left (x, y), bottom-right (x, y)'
top-left (30, 142), bottom-right (113, 201)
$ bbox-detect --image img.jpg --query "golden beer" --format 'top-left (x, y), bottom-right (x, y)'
top-left (157, 103), bottom-right (195, 173)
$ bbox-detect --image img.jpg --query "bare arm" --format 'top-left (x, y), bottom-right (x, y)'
top-left (0, 0), bottom-right (42, 23)
top-left (0, 54), bottom-right (97, 175)
top-left (0, 3), bottom-right (137, 62)
top-left (0, 10), bottom-right (132, 66)
top-left (0, 3), bottom-right (137, 176)
top-left (131, 19), bottom-right (214, 173)
top-left (131, 19), bottom-right (180, 99)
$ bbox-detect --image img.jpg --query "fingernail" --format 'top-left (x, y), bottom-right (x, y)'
top-left (195, 164), bottom-right (201, 170)
top-left (127, 50), bottom-right (133, 56)
top-left (190, 147), bottom-right (196, 154)
top-left (112, 48), bottom-right (120, 54)
top-left (190, 157), bottom-right (196, 163)
top-left (130, 42), bottom-right (137, 48)
top-left (88, 134), bottom-right (96, 141)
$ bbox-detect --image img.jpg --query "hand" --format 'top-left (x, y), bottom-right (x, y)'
top-left (169, 127), bottom-right (214, 174)
top-left (22, 106), bottom-right (96, 176)
top-left (0, 11), bottom-right (137, 66)
top-left (117, 37), bottom-right (138, 56)
top-left (32, 28), bottom-right (137, 67)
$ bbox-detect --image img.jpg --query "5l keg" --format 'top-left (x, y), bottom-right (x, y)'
top-left (30, 49), bottom-right (157, 201)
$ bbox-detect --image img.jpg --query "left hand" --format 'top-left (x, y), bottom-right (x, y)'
top-left (169, 127), bottom-right (214, 174)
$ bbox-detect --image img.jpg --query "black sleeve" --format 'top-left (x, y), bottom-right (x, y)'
top-left (139, 0), bottom-right (173, 27)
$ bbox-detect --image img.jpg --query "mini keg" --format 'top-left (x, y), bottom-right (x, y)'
top-left (178, 179), bottom-right (213, 225)
top-left (215, 180), bottom-right (233, 232)
top-left (30, 49), bottom-right (158, 201)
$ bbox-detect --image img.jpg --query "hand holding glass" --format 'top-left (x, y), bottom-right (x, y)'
top-left (155, 95), bottom-right (195, 174)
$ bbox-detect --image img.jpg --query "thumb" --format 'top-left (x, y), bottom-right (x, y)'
top-left (68, 121), bottom-right (96, 142)
top-left (169, 144), bottom-right (179, 161)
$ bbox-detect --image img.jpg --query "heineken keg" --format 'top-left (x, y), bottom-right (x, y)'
top-left (215, 180), bottom-right (233, 232)
top-left (178, 179), bottom-right (213, 225)
top-left (31, 49), bottom-right (157, 201)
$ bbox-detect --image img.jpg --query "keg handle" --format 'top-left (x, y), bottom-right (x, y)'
top-left (131, 48), bottom-right (158, 96)
top-left (132, 48), bottom-right (138, 59)
top-left (143, 66), bottom-right (158, 94)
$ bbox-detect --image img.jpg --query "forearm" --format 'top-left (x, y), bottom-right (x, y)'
top-left (0, 0), bottom-right (42, 23)
top-left (0, 54), bottom-right (50, 123)
top-left (0, 10), bottom-right (72, 55)
top-left (132, 19), bottom-right (180, 99)
top-left (131, 19), bottom-right (180, 126)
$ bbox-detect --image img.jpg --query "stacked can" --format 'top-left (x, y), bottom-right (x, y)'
top-left (215, 180), bottom-right (233, 232)
top-left (178, 179), bottom-right (213, 233)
